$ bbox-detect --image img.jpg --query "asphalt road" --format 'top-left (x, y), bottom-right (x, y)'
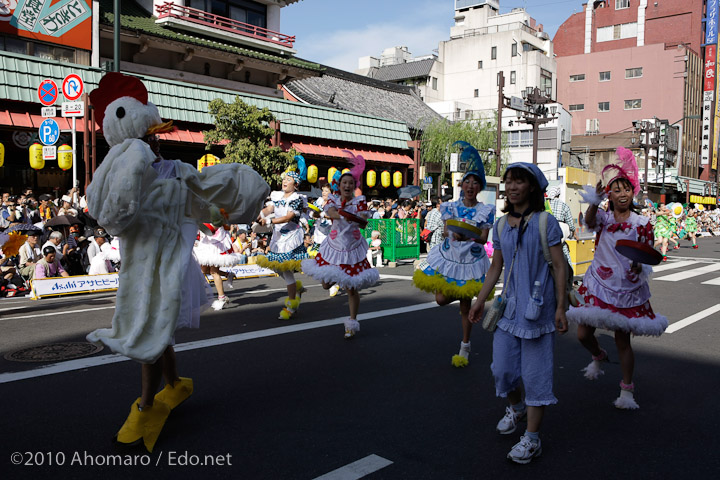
top-left (1, 237), bottom-right (719, 479)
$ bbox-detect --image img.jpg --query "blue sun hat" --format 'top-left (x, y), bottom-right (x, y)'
top-left (453, 141), bottom-right (486, 190)
top-left (285, 155), bottom-right (307, 184)
top-left (504, 162), bottom-right (549, 192)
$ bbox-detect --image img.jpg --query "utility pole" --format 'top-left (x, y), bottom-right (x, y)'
top-left (496, 72), bottom-right (504, 176)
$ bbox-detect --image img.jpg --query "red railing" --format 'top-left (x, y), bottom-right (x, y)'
top-left (155, 2), bottom-right (295, 49)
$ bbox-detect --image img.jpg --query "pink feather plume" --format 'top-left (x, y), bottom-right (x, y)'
top-left (342, 150), bottom-right (365, 187)
top-left (601, 147), bottom-right (641, 196)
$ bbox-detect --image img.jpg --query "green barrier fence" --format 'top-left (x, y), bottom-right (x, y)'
top-left (363, 218), bottom-right (420, 262)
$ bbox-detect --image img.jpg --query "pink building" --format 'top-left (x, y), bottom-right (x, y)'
top-left (554, 0), bottom-right (705, 178)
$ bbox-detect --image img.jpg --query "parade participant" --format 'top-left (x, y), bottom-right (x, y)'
top-left (653, 204), bottom-right (673, 261)
top-left (569, 147), bottom-right (668, 410)
top-left (194, 213), bottom-right (243, 310)
top-left (301, 152), bottom-right (379, 338)
top-left (256, 156), bottom-right (310, 320)
top-left (85, 73), bottom-right (269, 452)
top-left (686, 209), bottom-right (699, 249)
top-left (413, 142), bottom-right (495, 367)
top-left (468, 162), bottom-right (567, 465)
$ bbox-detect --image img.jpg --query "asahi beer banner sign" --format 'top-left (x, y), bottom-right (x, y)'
top-left (0, 0), bottom-right (92, 50)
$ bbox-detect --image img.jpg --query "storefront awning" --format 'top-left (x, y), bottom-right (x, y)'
top-left (0, 110), bottom-right (76, 130)
top-left (292, 142), bottom-right (414, 165)
top-left (157, 128), bottom-right (206, 143)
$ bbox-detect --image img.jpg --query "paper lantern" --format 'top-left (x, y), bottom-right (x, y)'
top-left (29, 143), bottom-right (44, 170)
top-left (198, 153), bottom-right (218, 172)
top-left (328, 166), bottom-right (338, 182)
top-left (381, 170), bottom-right (391, 188)
top-left (58, 144), bottom-right (73, 171)
top-left (0, 142), bottom-right (4, 168)
top-left (366, 170), bottom-right (376, 188)
top-left (393, 171), bottom-right (403, 188)
top-left (307, 164), bottom-right (318, 183)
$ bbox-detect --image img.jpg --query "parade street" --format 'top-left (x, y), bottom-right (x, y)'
top-left (1, 239), bottom-right (720, 480)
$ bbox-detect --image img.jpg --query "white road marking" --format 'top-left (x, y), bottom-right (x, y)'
top-left (652, 260), bottom-right (699, 272)
top-left (0, 306), bottom-right (116, 322)
top-left (313, 454), bottom-right (393, 480)
top-left (702, 277), bottom-right (720, 285)
top-left (655, 263), bottom-right (720, 282)
top-left (378, 274), bottom-right (414, 280)
top-left (665, 304), bottom-right (720, 333)
top-left (0, 302), bottom-right (442, 384)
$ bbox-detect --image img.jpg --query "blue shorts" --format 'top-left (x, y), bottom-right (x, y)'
top-left (491, 328), bottom-right (558, 406)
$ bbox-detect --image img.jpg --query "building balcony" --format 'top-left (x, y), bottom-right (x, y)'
top-left (155, 2), bottom-right (296, 55)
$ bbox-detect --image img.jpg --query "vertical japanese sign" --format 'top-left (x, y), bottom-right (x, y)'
top-left (702, 45), bottom-right (716, 166)
top-left (706, 0), bottom-right (719, 45)
top-left (715, 43), bottom-right (720, 170)
top-left (0, 0), bottom-right (92, 50)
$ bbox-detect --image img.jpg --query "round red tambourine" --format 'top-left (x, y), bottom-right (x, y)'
top-left (615, 239), bottom-right (663, 266)
top-left (338, 209), bottom-right (368, 229)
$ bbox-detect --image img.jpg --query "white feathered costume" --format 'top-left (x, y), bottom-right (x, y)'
top-left (85, 73), bottom-right (269, 363)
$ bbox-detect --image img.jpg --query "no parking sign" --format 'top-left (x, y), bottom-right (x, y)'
top-left (37, 79), bottom-right (58, 106)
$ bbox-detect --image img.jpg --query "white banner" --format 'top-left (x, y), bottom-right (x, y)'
top-left (702, 99), bottom-right (713, 165)
top-left (31, 273), bottom-right (119, 299)
top-left (220, 264), bottom-right (277, 279)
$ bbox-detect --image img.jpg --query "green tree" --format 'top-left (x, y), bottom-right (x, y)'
top-left (203, 96), bottom-right (294, 187)
top-left (419, 114), bottom-right (508, 179)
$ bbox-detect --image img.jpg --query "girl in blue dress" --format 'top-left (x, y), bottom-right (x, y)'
top-left (469, 163), bottom-right (568, 465)
top-left (413, 142), bottom-right (494, 367)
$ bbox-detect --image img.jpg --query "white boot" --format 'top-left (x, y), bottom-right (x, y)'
top-left (614, 381), bottom-right (639, 409)
top-left (582, 348), bottom-right (608, 380)
top-left (343, 318), bottom-right (360, 339)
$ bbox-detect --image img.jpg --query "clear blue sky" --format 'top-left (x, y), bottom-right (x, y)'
top-left (282, 0), bottom-right (585, 71)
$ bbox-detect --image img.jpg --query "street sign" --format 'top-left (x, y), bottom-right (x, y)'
top-left (38, 79), bottom-right (58, 106)
top-left (62, 101), bottom-right (84, 117)
top-left (42, 145), bottom-right (57, 160)
top-left (62, 74), bottom-right (84, 101)
top-left (38, 118), bottom-right (60, 146)
top-left (41, 107), bottom-right (56, 118)
top-left (424, 176), bottom-right (433, 184)
top-left (422, 183), bottom-right (432, 190)
top-left (450, 152), bottom-right (459, 172)
top-left (510, 96), bottom-right (526, 111)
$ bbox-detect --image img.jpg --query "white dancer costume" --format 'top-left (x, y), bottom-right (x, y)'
top-left (194, 225), bottom-right (243, 267)
top-left (257, 191), bottom-right (308, 271)
top-left (301, 194), bottom-right (379, 290)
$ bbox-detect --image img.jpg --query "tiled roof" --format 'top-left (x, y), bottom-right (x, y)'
top-left (0, 52), bottom-right (411, 149)
top-left (98, 0), bottom-right (323, 72)
top-left (285, 66), bottom-right (443, 131)
top-left (371, 58), bottom-right (435, 82)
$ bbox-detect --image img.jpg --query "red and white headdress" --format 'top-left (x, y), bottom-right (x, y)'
top-left (602, 147), bottom-right (641, 196)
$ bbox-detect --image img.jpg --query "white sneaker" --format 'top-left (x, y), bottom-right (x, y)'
top-left (211, 296), bottom-right (228, 311)
top-left (496, 405), bottom-right (526, 435)
top-left (507, 435), bottom-right (542, 464)
top-left (329, 284), bottom-right (340, 297)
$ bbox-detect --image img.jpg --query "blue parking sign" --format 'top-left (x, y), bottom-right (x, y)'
top-left (39, 119), bottom-right (60, 146)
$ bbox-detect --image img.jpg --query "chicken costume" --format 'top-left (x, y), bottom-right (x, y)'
top-left (85, 73), bottom-right (269, 451)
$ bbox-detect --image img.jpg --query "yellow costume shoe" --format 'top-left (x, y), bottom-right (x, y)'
top-left (451, 342), bottom-right (471, 368)
top-left (115, 397), bottom-right (171, 453)
top-left (278, 296), bottom-right (301, 320)
top-left (155, 377), bottom-right (193, 410)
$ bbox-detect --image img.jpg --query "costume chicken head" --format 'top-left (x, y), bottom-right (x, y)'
top-left (89, 72), bottom-right (174, 147)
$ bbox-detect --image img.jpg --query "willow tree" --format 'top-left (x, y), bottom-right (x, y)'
top-left (419, 113), bottom-right (507, 179)
top-left (203, 96), bottom-right (294, 187)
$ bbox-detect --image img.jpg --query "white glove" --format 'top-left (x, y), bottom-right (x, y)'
top-left (265, 217), bottom-right (272, 226)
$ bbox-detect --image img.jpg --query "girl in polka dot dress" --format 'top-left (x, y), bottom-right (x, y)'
top-left (301, 152), bottom-right (380, 338)
top-left (568, 147), bottom-right (668, 409)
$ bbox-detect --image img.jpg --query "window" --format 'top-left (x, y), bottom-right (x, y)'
top-left (478, 60), bottom-right (483, 69)
top-left (625, 67), bottom-right (643, 78)
top-left (474, 89), bottom-right (479, 97)
top-left (432, 77), bottom-right (438, 90)
top-left (0, 35), bottom-right (78, 63)
top-left (189, 0), bottom-right (267, 29)
top-left (510, 71), bottom-right (516, 84)
top-left (569, 104), bottom-right (584, 112)
top-left (598, 102), bottom-right (610, 112)
top-left (597, 22), bottom-right (637, 42)
top-left (570, 74), bottom-right (585, 82)
top-left (511, 42), bottom-right (518, 57)
top-left (616, 0), bottom-right (630, 9)
top-left (541, 69), bottom-right (552, 97)
top-left (508, 130), bottom-right (533, 148)
top-left (491, 46), bottom-right (497, 60)
top-left (624, 99), bottom-right (642, 110)
top-left (599, 71), bottom-right (611, 81)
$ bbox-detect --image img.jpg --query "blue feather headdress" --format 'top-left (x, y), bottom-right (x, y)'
top-left (285, 155), bottom-right (307, 184)
top-left (453, 141), bottom-right (486, 191)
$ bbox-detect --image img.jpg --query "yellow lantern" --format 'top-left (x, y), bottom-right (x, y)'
top-left (29, 143), bottom-right (44, 170)
top-left (328, 166), bottom-right (338, 182)
top-left (307, 164), bottom-right (318, 183)
top-left (393, 171), bottom-right (403, 188)
top-left (0, 142), bottom-right (4, 168)
top-left (366, 170), bottom-right (376, 188)
top-left (198, 154), bottom-right (218, 172)
top-left (58, 144), bottom-right (73, 171)
top-left (381, 170), bottom-right (391, 188)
